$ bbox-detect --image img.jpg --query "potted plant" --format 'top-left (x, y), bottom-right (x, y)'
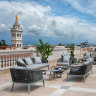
top-left (70, 44), bottom-right (75, 63)
top-left (70, 43), bottom-right (75, 57)
top-left (36, 39), bottom-right (53, 63)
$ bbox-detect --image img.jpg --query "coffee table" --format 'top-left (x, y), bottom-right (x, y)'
top-left (49, 67), bottom-right (64, 79)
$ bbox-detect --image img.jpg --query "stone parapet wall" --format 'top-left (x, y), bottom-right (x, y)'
top-left (0, 46), bottom-right (96, 70)
top-left (47, 47), bottom-right (96, 62)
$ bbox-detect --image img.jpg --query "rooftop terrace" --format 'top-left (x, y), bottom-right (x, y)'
top-left (0, 47), bottom-right (96, 96)
top-left (0, 65), bottom-right (96, 96)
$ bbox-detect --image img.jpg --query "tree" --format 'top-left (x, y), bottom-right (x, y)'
top-left (36, 39), bottom-right (53, 61)
top-left (0, 40), bottom-right (7, 46)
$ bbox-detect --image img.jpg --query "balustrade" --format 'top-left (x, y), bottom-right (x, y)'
top-left (0, 49), bottom-right (34, 70)
top-left (0, 47), bottom-right (95, 70)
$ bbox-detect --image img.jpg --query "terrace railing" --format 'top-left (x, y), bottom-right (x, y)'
top-left (0, 49), bottom-right (36, 70)
top-left (0, 47), bottom-right (95, 70)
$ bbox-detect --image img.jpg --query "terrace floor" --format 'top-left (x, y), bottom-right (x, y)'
top-left (0, 65), bottom-right (96, 96)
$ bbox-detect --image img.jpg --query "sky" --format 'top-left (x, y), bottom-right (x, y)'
top-left (0, 0), bottom-right (96, 45)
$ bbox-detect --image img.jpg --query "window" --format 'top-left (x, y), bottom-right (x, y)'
top-left (12, 44), bottom-right (16, 47)
top-left (12, 33), bottom-right (16, 37)
top-left (17, 34), bottom-right (21, 37)
top-left (17, 44), bottom-right (21, 48)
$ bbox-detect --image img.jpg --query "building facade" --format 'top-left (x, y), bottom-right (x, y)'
top-left (11, 14), bottom-right (23, 49)
top-left (80, 41), bottom-right (91, 48)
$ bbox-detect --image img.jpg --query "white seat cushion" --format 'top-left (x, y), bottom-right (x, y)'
top-left (34, 57), bottom-right (42, 64)
top-left (26, 64), bottom-right (49, 70)
top-left (24, 58), bottom-right (33, 65)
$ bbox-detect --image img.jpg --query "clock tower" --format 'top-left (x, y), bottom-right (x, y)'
top-left (11, 14), bottom-right (23, 49)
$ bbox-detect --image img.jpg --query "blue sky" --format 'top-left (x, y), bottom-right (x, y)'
top-left (0, 0), bottom-right (96, 45)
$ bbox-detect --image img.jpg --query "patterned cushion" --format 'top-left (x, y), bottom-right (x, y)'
top-left (24, 58), bottom-right (33, 65)
top-left (34, 57), bottom-right (42, 64)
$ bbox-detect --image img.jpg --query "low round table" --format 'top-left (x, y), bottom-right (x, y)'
top-left (49, 67), bottom-right (64, 79)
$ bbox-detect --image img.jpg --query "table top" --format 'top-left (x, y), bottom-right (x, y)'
top-left (49, 66), bottom-right (65, 72)
top-left (49, 69), bottom-right (59, 72)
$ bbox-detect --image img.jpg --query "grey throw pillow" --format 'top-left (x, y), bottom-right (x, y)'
top-left (88, 58), bottom-right (93, 63)
top-left (83, 60), bottom-right (89, 65)
top-left (17, 58), bottom-right (26, 67)
top-left (24, 58), bottom-right (33, 65)
top-left (34, 57), bottom-right (42, 64)
top-left (63, 56), bottom-right (69, 62)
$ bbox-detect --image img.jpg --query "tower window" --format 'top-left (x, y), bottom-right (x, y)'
top-left (17, 34), bottom-right (21, 37)
top-left (12, 44), bottom-right (16, 47)
top-left (17, 44), bottom-right (21, 48)
top-left (12, 33), bottom-right (16, 37)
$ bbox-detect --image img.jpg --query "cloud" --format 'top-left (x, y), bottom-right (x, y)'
top-left (0, 0), bottom-right (96, 42)
top-left (0, 24), bottom-right (8, 32)
top-left (66, 0), bottom-right (96, 16)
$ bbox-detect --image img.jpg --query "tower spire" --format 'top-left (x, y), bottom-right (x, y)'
top-left (15, 14), bottom-right (18, 23)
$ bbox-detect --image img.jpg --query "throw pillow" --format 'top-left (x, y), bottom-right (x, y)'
top-left (24, 58), bottom-right (33, 65)
top-left (83, 60), bottom-right (89, 65)
top-left (34, 57), bottom-right (42, 64)
top-left (63, 56), bottom-right (69, 62)
top-left (17, 58), bottom-right (26, 67)
top-left (88, 58), bottom-right (93, 63)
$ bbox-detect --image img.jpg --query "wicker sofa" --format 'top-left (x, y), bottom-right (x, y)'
top-left (66, 58), bottom-right (94, 82)
top-left (17, 57), bottom-right (49, 70)
top-left (10, 66), bottom-right (45, 94)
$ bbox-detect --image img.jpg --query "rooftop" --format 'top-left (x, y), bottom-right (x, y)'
top-left (1, 66), bottom-right (96, 96)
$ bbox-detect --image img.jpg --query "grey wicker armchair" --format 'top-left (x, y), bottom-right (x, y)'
top-left (66, 58), bottom-right (93, 82)
top-left (10, 67), bottom-right (45, 94)
top-left (56, 56), bottom-right (72, 68)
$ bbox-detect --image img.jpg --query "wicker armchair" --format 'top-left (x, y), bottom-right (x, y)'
top-left (66, 58), bottom-right (93, 82)
top-left (10, 67), bottom-right (45, 94)
top-left (56, 56), bottom-right (72, 68)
